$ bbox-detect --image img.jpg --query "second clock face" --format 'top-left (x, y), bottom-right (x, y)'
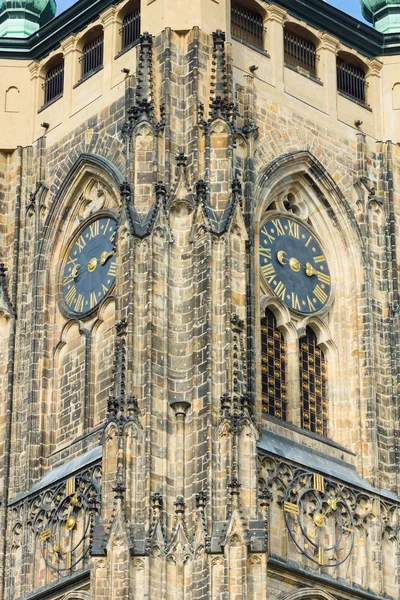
top-left (61, 216), bottom-right (118, 317)
top-left (259, 215), bottom-right (331, 314)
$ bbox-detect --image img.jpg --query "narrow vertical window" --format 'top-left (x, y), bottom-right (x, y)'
top-left (284, 28), bottom-right (318, 77)
top-left (299, 327), bottom-right (327, 436)
top-left (43, 60), bottom-right (64, 106)
top-left (121, 8), bottom-right (141, 50)
top-left (231, 3), bottom-right (264, 49)
top-left (261, 309), bottom-right (287, 420)
top-left (337, 57), bottom-right (367, 104)
top-left (80, 32), bottom-right (104, 79)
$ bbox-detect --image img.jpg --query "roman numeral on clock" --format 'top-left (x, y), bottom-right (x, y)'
top-left (272, 219), bottom-right (285, 236)
top-left (90, 292), bottom-right (97, 309)
top-left (261, 226), bottom-right (275, 244)
top-left (66, 477), bottom-right (76, 496)
top-left (284, 502), bottom-right (299, 515)
top-left (76, 236), bottom-right (86, 252)
top-left (288, 220), bottom-right (299, 238)
top-left (261, 262), bottom-right (276, 283)
top-left (314, 285), bottom-right (328, 304)
top-left (65, 286), bottom-right (76, 306)
top-left (89, 221), bottom-right (99, 239)
top-left (74, 294), bottom-right (84, 313)
top-left (108, 262), bottom-right (117, 278)
top-left (313, 474), bottom-right (325, 493)
top-left (291, 293), bottom-right (301, 311)
top-left (259, 246), bottom-right (272, 259)
top-left (275, 281), bottom-right (286, 301)
top-left (317, 272), bottom-right (331, 285)
top-left (314, 254), bottom-right (325, 263)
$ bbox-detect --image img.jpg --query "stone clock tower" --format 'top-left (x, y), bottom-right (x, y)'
top-left (0, 1), bottom-right (400, 600)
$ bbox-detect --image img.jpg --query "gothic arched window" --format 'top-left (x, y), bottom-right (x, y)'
top-left (299, 327), bottom-right (327, 436)
top-left (261, 309), bottom-right (287, 420)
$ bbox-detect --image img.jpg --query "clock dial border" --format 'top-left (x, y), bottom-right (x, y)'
top-left (283, 471), bottom-right (355, 568)
top-left (258, 212), bottom-right (333, 316)
top-left (58, 211), bottom-right (118, 320)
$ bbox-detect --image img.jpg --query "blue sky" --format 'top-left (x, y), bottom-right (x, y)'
top-left (56, 0), bottom-right (368, 24)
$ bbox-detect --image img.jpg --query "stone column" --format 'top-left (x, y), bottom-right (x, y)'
top-left (320, 33), bottom-right (340, 119)
top-left (266, 5), bottom-right (287, 93)
top-left (367, 58), bottom-right (383, 139)
top-left (60, 34), bottom-right (77, 118)
top-left (101, 6), bottom-right (118, 85)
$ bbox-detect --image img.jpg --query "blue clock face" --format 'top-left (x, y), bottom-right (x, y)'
top-left (259, 215), bottom-right (331, 314)
top-left (61, 216), bottom-right (118, 316)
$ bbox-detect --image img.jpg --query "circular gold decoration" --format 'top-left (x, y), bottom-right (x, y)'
top-left (60, 215), bottom-right (118, 317)
top-left (65, 516), bottom-right (76, 531)
top-left (283, 472), bottom-right (354, 567)
top-left (259, 214), bottom-right (332, 314)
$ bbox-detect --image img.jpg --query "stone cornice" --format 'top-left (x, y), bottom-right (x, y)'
top-left (0, 0), bottom-right (399, 60)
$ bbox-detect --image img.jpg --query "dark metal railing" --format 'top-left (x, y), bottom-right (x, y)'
top-left (121, 9), bottom-right (140, 50)
top-left (284, 30), bottom-right (318, 77)
top-left (80, 35), bottom-right (104, 78)
top-left (231, 3), bottom-right (264, 49)
top-left (43, 62), bottom-right (64, 105)
top-left (337, 58), bottom-right (367, 104)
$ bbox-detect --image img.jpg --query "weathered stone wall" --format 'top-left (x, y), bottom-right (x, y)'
top-left (0, 21), bottom-right (400, 600)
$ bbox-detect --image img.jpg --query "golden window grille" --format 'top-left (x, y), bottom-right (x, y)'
top-left (261, 309), bottom-right (287, 420)
top-left (299, 327), bottom-right (327, 436)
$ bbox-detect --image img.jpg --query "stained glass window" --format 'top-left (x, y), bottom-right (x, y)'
top-left (299, 327), bottom-right (327, 436)
top-left (261, 309), bottom-right (287, 420)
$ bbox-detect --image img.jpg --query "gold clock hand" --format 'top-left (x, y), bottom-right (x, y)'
top-left (100, 250), bottom-right (115, 265)
top-left (305, 262), bottom-right (319, 277)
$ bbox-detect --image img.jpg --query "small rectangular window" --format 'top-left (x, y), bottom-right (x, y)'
top-left (231, 3), bottom-right (264, 50)
top-left (284, 30), bottom-right (317, 77)
top-left (80, 35), bottom-right (104, 79)
top-left (121, 9), bottom-right (141, 50)
top-left (337, 58), bottom-right (367, 105)
top-left (43, 62), bottom-right (64, 106)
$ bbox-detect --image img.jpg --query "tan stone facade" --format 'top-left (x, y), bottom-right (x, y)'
top-left (1, 1), bottom-right (400, 600)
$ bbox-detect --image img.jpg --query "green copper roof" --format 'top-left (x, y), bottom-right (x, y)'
top-left (0, 0), bottom-right (57, 37)
top-left (361, 0), bottom-right (400, 33)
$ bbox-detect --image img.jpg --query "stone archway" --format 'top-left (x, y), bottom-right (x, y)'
top-left (278, 588), bottom-right (337, 600)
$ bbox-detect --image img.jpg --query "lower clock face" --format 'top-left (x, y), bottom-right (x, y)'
top-left (35, 475), bottom-right (100, 574)
top-left (61, 216), bottom-right (118, 317)
top-left (283, 472), bottom-right (354, 567)
top-left (259, 215), bottom-right (331, 314)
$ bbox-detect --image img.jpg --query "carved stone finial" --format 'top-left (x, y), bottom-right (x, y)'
top-left (112, 483), bottom-right (126, 501)
top-left (174, 496), bottom-right (185, 515)
top-left (221, 392), bottom-right (231, 411)
top-left (196, 180), bottom-right (207, 202)
top-left (196, 491), bottom-right (207, 510)
top-left (175, 152), bottom-right (187, 167)
top-left (151, 493), bottom-right (163, 513)
top-left (232, 178), bottom-right (242, 197)
top-left (115, 318), bottom-right (127, 336)
top-left (120, 182), bottom-right (131, 200)
top-left (212, 30), bottom-right (226, 49)
top-left (231, 313), bottom-right (244, 333)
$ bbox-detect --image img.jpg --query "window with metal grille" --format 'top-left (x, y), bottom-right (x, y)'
top-left (261, 309), bottom-right (287, 420)
top-left (299, 328), bottom-right (327, 436)
top-left (121, 8), bottom-right (140, 50)
top-left (43, 61), bottom-right (64, 106)
top-left (231, 3), bottom-right (264, 49)
top-left (337, 58), bottom-right (367, 104)
top-left (284, 29), bottom-right (318, 77)
top-left (80, 33), bottom-right (104, 79)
